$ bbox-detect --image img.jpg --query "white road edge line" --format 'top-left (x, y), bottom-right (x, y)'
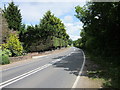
top-left (1, 48), bottom-right (73, 72)
top-left (0, 64), bottom-right (52, 88)
top-left (0, 53), bottom-right (71, 88)
top-left (0, 64), bottom-right (51, 88)
top-left (72, 49), bottom-right (86, 89)
top-left (0, 50), bottom-right (74, 88)
top-left (0, 64), bottom-right (48, 86)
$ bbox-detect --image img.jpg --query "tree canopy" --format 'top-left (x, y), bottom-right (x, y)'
top-left (75, 2), bottom-right (120, 88)
top-left (75, 2), bottom-right (120, 58)
top-left (39, 10), bottom-right (69, 39)
top-left (3, 1), bottom-right (22, 31)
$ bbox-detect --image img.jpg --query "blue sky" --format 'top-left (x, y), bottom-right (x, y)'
top-left (1, 0), bottom-right (87, 40)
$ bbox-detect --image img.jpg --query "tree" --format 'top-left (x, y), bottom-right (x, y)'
top-left (0, 9), bottom-right (10, 43)
top-left (75, 2), bottom-right (120, 88)
top-left (22, 10), bottom-right (69, 51)
top-left (73, 38), bottom-right (81, 48)
top-left (3, 1), bottom-right (22, 31)
top-left (68, 39), bottom-right (73, 46)
top-left (39, 10), bottom-right (57, 38)
top-left (75, 2), bottom-right (120, 56)
top-left (19, 24), bottom-right (27, 42)
top-left (39, 10), bottom-right (68, 39)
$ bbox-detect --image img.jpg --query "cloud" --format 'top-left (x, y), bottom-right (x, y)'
top-left (16, 2), bottom-right (78, 24)
top-left (62, 15), bottom-right (83, 40)
top-left (65, 22), bottom-right (83, 40)
top-left (1, 1), bottom-right (86, 24)
top-left (18, 2), bottom-right (83, 40)
top-left (19, 4), bottom-right (42, 24)
top-left (1, 1), bottom-right (85, 40)
top-left (63, 16), bottom-right (73, 23)
top-left (2, 0), bottom-right (87, 3)
top-left (70, 35), bottom-right (81, 41)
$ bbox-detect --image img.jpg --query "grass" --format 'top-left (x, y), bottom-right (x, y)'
top-left (84, 51), bottom-right (120, 89)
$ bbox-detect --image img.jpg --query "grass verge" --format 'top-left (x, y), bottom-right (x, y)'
top-left (84, 51), bottom-right (120, 89)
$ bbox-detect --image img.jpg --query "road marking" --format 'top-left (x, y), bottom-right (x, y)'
top-left (51, 59), bottom-right (61, 63)
top-left (72, 49), bottom-right (86, 89)
top-left (0, 52), bottom-right (71, 88)
top-left (32, 54), bottom-right (51, 59)
top-left (0, 64), bottom-right (51, 88)
top-left (0, 49), bottom-right (75, 88)
top-left (0, 64), bottom-right (48, 86)
top-left (1, 48), bottom-right (72, 72)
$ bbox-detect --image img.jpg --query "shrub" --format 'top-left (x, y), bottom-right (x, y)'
top-left (2, 32), bottom-right (23, 56)
top-left (2, 49), bottom-right (12, 57)
top-left (0, 49), bottom-right (10, 65)
top-left (0, 54), bottom-right (10, 65)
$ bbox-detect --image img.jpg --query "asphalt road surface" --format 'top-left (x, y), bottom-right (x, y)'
top-left (0, 47), bottom-right (85, 88)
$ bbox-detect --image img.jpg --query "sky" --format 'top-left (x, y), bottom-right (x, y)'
top-left (1, 0), bottom-right (87, 40)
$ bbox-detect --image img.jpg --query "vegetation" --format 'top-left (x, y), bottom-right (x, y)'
top-left (0, 48), bottom-right (10, 65)
top-left (2, 32), bottom-right (23, 56)
top-left (74, 2), bottom-right (120, 88)
top-left (0, 55), bottom-right (10, 65)
top-left (1, 1), bottom-right (70, 61)
top-left (73, 38), bottom-right (82, 48)
top-left (20, 11), bottom-right (69, 52)
top-left (68, 39), bottom-right (73, 46)
top-left (3, 1), bottom-right (22, 31)
top-left (39, 10), bottom-right (69, 48)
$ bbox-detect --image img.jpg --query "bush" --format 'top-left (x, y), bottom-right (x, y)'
top-left (0, 55), bottom-right (10, 65)
top-left (2, 32), bottom-right (23, 56)
top-left (2, 49), bottom-right (12, 57)
top-left (0, 49), bottom-right (10, 65)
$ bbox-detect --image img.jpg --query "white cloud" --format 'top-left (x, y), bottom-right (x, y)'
top-left (1, 2), bottom-right (85, 40)
top-left (65, 22), bottom-right (83, 40)
top-left (70, 35), bottom-right (81, 41)
top-left (2, 2), bottom-right (86, 24)
top-left (63, 16), bottom-right (73, 23)
top-left (17, 2), bottom-right (77, 24)
top-left (19, 4), bottom-right (42, 24)
top-left (18, 2), bottom-right (84, 40)
top-left (2, 0), bottom-right (88, 3)
top-left (62, 16), bottom-right (83, 40)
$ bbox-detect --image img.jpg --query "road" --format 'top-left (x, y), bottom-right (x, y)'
top-left (0, 47), bottom-right (85, 88)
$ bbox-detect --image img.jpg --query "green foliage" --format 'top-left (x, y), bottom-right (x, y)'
top-left (0, 52), bottom-right (10, 65)
top-left (39, 10), bottom-right (69, 39)
top-left (75, 2), bottom-right (120, 88)
top-left (73, 38), bottom-right (82, 48)
top-left (68, 39), bottom-right (73, 46)
top-left (2, 49), bottom-right (12, 57)
top-left (22, 10), bottom-right (69, 52)
top-left (3, 1), bottom-right (22, 31)
top-left (53, 37), bottom-right (60, 48)
top-left (2, 32), bottom-right (23, 56)
top-left (19, 24), bottom-right (27, 42)
top-left (2, 2), bottom-right (70, 53)
top-left (75, 2), bottom-right (120, 58)
top-left (39, 11), bottom-right (56, 37)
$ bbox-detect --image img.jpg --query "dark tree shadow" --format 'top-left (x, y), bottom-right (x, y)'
top-left (52, 49), bottom-right (84, 76)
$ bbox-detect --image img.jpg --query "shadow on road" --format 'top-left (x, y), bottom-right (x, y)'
top-left (52, 49), bottom-right (84, 76)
